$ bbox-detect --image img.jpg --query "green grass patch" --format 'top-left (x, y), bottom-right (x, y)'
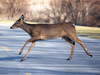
top-left (0, 20), bottom-right (100, 39)
top-left (76, 26), bottom-right (100, 39)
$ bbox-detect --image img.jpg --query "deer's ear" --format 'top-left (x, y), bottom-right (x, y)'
top-left (20, 15), bottom-right (24, 21)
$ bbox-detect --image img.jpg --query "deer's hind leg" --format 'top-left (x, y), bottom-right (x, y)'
top-left (69, 33), bottom-right (92, 57)
top-left (74, 37), bottom-right (92, 57)
top-left (62, 36), bottom-right (75, 60)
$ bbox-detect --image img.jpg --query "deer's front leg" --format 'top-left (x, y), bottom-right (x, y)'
top-left (19, 40), bottom-right (30, 55)
top-left (19, 36), bottom-right (39, 55)
top-left (21, 41), bottom-right (36, 61)
top-left (21, 36), bottom-right (40, 61)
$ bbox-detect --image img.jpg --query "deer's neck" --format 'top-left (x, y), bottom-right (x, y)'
top-left (21, 22), bottom-right (31, 34)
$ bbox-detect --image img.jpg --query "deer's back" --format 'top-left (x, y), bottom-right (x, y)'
top-left (30, 22), bottom-right (75, 39)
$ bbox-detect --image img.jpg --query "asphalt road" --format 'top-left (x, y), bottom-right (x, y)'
top-left (0, 24), bottom-right (100, 75)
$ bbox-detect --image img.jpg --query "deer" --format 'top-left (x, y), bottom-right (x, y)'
top-left (10, 15), bottom-right (92, 61)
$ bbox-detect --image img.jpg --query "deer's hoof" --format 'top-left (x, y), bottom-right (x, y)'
top-left (21, 59), bottom-right (23, 61)
top-left (67, 58), bottom-right (72, 60)
top-left (90, 54), bottom-right (92, 57)
top-left (19, 53), bottom-right (21, 55)
top-left (67, 58), bottom-right (70, 60)
top-left (21, 59), bottom-right (26, 61)
top-left (19, 52), bottom-right (23, 55)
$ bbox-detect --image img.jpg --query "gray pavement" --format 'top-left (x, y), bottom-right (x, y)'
top-left (0, 24), bottom-right (100, 75)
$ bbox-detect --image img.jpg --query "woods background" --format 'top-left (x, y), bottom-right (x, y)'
top-left (0, 0), bottom-right (100, 27)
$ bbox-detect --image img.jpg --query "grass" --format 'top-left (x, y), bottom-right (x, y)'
top-left (0, 20), bottom-right (100, 39)
top-left (76, 26), bottom-right (100, 39)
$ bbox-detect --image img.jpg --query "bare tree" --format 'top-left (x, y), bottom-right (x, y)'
top-left (86, 0), bottom-right (100, 27)
top-left (0, 0), bottom-right (27, 19)
top-left (0, 0), bottom-right (100, 27)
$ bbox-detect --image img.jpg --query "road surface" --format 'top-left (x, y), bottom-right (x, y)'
top-left (0, 24), bottom-right (100, 75)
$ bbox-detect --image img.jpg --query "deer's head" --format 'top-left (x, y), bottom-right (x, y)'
top-left (10, 15), bottom-right (24, 29)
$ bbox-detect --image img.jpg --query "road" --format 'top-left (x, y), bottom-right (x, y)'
top-left (0, 24), bottom-right (100, 75)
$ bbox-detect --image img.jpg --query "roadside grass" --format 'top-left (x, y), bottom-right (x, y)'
top-left (76, 26), bottom-right (100, 39)
top-left (0, 20), bottom-right (100, 39)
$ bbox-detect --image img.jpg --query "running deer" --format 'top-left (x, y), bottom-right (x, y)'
top-left (10, 15), bottom-right (92, 61)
